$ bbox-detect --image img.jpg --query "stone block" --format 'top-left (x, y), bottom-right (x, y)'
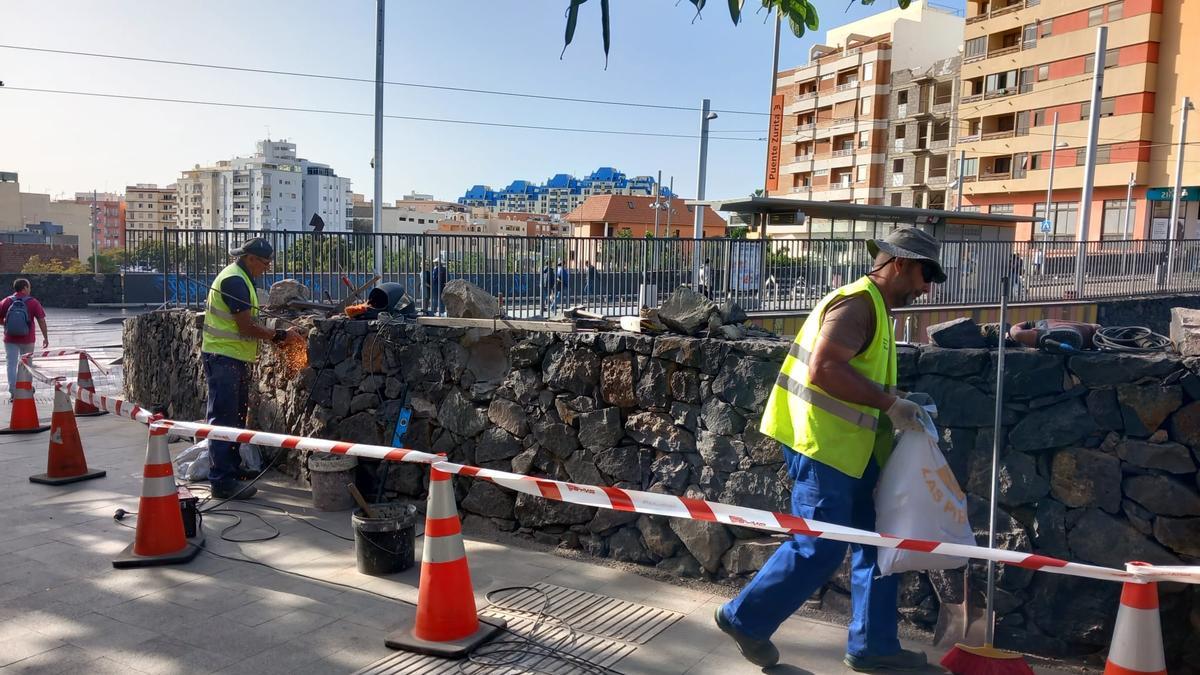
top-left (600, 352), bottom-right (637, 408)
top-left (594, 446), bottom-right (644, 483)
top-left (638, 515), bottom-right (682, 559)
top-left (1009, 399), bottom-right (1096, 452)
top-left (697, 431), bottom-right (740, 472)
top-left (713, 354), bottom-right (777, 411)
top-left (1123, 475), bottom-right (1200, 516)
top-left (669, 513), bottom-right (733, 573)
top-left (1117, 438), bottom-right (1197, 473)
top-left (542, 345), bottom-right (600, 397)
top-left (442, 279), bottom-right (499, 319)
top-left (1116, 384), bottom-right (1182, 437)
top-left (926, 317), bottom-right (986, 349)
top-left (625, 412), bottom-right (694, 453)
top-left (917, 347), bottom-right (988, 377)
top-left (462, 481), bottom-right (515, 519)
top-left (1153, 517), bottom-right (1200, 557)
top-left (437, 389), bottom-right (488, 437)
top-left (476, 427), bottom-right (522, 463)
top-left (1085, 388), bottom-right (1122, 432)
top-left (578, 407), bottom-right (623, 450)
top-left (721, 539), bottom-right (781, 576)
top-left (1068, 353), bottom-right (1180, 388)
top-left (657, 287), bottom-right (719, 336)
top-left (1067, 508), bottom-right (1180, 568)
top-left (1167, 401), bottom-right (1200, 449)
top-left (635, 358), bottom-right (671, 410)
top-left (488, 398), bottom-right (529, 438)
top-left (1171, 307), bottom-right (1200, 357)
top-left (1050, 447), bottom-right (1122, 513)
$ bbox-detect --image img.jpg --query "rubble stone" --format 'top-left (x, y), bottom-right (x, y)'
top-left (442, 279), bottom-right (499, 319)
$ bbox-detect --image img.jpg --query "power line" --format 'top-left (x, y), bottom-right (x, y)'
top-left (0, 44), bottom-right (769, 116)
top-left (0, 86), bottom-right (766, 142)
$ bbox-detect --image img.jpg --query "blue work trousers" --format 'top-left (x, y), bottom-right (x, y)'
top-left (724, 449), bottom-right (900, 658)
top-left (203, 353), bottom-right (250, 487)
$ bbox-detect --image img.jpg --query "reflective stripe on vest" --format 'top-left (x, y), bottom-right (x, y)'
top-left (759, 276), bottom-right (897, 479)
top-left (201, 262), bottom-right (259, 362)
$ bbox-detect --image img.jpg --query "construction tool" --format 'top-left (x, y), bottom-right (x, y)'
top-left (942, 277), bottom-right (1033, 675)
top-left (374, 389), bottom-right (413, 503)
top-left (348, 483), bottom-right (377, 519)
top-left (335, 275), bottom-right (381, 313)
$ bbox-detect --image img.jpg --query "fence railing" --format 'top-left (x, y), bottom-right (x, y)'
top-left (123, 229), bottom-right (1200, 317)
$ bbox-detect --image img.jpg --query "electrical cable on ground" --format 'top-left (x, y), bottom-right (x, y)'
top-left (1093, 325), bottom-right (1173, 353)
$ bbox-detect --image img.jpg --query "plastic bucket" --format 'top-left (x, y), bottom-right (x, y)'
top-left (308, 454), bottom-right (358, 511)
top-left (352, 502), bottom-right (417, 575)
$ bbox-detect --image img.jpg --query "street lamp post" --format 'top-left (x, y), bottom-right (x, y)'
top-left (693, 99), bottom-right (717, 287)
top-left (1166, 97), bottom-right (1193, 281)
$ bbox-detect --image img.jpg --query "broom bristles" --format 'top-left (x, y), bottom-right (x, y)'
top-left (941, 644), bottom-right (1035, 675)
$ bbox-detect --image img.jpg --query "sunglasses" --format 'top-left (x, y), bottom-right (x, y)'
top-left (919, 261), bottom-right (939, 283)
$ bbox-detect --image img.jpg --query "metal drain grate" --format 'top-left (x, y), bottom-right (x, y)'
top-left (356, 582), bottom-right (684, 675)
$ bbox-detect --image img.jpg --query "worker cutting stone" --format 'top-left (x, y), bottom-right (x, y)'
top-left (201, 237), bottom-right (303, 500)
top-left (714, 228), bottom-right (946, 672)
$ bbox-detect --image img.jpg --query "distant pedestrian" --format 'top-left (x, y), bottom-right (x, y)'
top-left (541, 265), bottom-right (554, 314)
top-left (0, 279), bottom-right (48, 399)
top-left (585, 261), bottom-right (596, 298)
top-left (1009, 253), bottom-right (1024, 299)
top-left (429, 258), bottom-right (447, 316)
top-left (552, 259), bottom-right (569, 313)
top-left (699, 257), bottom-right (714, 300)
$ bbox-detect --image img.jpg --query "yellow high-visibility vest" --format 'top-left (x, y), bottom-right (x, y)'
top-left (201, 262), bottom-right (259, 362)
top-left (759, 276), bottom-right (897, 478)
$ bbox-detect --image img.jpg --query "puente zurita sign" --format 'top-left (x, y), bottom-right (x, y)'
top-left (1147, 186), bottom-right (1200, 201)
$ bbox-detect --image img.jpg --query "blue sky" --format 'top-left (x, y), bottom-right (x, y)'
top-left (1, 0), bottom-right (956, 203)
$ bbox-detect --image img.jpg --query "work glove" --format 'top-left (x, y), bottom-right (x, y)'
top-left (902, 392), bottom-right (936, 417)
top-left (886, 397), bottom-right (927, 434)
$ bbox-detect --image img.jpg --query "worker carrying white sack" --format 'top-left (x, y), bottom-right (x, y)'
top-left (714, 228), bottom-right (962, 672)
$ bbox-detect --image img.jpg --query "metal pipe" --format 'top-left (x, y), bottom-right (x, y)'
top-left (372, 0), bottom-right (385, 276)
top-left (694, 98), bottom-right (713, 285)
top-left (1075, 27), bottom-right (1107, 296)
top-left (987, 275), bottom-right (1009, 647)
top-left (1167, 96), bottom-right (1192, 280)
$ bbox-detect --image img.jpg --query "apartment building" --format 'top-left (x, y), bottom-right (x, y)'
top-left (124, 184), bottom-right (177, 232)
top-left (460, 167), bottom-right (667, 217)
top-left (175, 140), bottom-right (353, 232)
top-left (770, 1), bottom-right (964, 213)
top-left (884, 56), bottom-right (962, 210)
top-left (73, 192), bottom-right (124, 250)
top-left (958, 0), bottom-right (1200, 241)
top-left (0, 172), bottom-right (93, 262)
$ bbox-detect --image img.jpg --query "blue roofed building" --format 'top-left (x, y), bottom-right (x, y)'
top-left (458, 167), bottom-right (673, 217)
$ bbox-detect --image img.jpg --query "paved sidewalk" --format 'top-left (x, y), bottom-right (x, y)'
top-left (0, 409), bottom-right (1088, 674)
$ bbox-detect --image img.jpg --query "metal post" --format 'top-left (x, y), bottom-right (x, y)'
top-left (1167, 96), bottom-right (1192, 281)
top-left (666, 176), bottom-right (673, 235)
top-left (372, 0), bottom-right (386, 276)
top-left (763, 12), bottom-right (782, 195)
top-left (694, 98), bottom-right (713, 286)
top-left (955, 150), bottom-right (965, 210)
top-left (1044, 112), bottom-right (1059, 239)
top-left (1075, 27), bottom-right (1107, 297)
top-left (653, 170), bottom-right (662, 239)
top-left (91, 190), bottom-right (99, 273)
top-left (1121, 172), bottom-right (1134, 277)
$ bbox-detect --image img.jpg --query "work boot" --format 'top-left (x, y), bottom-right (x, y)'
top-left (842, 648), bottom-right (928, 672)
top-left (714, 603), bottom-right (779, 668)
top-left (211, 481), bottom-right (258, 500)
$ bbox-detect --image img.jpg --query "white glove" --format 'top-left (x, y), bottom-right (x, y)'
top-left (902, 392), bottom-right (936, 417)
top-left (886, 397), bottom-right (926, 433)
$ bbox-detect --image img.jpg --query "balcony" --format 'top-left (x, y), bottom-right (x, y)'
top-left (980, 171), bottom-right (1012, 181)
top-left (981, 130), bottom-right (1015, 140)
top-left (988, 44), bottom-right (1021, 60)
top-left (961, 93), bottom-right (984, 104)
top-left (984, 87), bottom-right (1018, 100)
top-left (797, 90), bottom-right (817, 101)
top-left (832, 148), bottom-right (854, 158)
top-left (836, 81), bottom-right (859, 92)
top-left (992, 1), bottom-right (1024, 17)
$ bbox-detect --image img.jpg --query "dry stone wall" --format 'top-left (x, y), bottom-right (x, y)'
top-left (125, 310), bottom-right (1200, 670)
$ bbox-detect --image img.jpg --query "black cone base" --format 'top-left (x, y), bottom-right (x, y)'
top-left (30, 469), bottom-right (106, 485)
top-left (0, 424), bottom-right (51, 435)
top-left (112, 534), bottom-right (204, 569)
top-left (385, 611), bottom-right (506, 659)
top-left (74, 410), bottom-right (109, 418)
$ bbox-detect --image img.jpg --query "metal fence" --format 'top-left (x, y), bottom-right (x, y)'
top-left (123, 229), bottom-right (1200, 316)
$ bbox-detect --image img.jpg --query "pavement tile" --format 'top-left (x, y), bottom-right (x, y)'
top-left (95, 595), bottom-right (201, 635)
top-left (0, 619), bottom-right (67, 667)
top-left (0, 643), bottom-right (94, 674)
top-left (55, 612), bottom-right (159, 652)
top-left (169, 614), bottom-right (289, 661)
top-left (56, 656), bottom-right (144, 675)
top-left (101, 635), bottom-right (235, 675)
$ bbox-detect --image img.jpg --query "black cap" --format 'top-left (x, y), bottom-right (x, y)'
top-left (230, 237), bottom-right (274, 259)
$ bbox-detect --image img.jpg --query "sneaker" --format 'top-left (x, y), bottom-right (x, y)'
top-left (713, 604), bottom-right (780, 668)
top-left (843, 649), bottom-right (928, 672)
top-left (211, 481), bottom-right (258, 500)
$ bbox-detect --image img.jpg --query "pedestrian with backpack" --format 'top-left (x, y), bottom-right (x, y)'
top-left (0, 279), bottom-right (49, 399)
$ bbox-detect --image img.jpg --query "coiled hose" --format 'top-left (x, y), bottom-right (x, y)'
top-left (1093, 326), bottom-right (1174, 353)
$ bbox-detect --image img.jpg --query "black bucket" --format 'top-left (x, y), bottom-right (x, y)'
top-left (368, 282), bottom-right (407, 311)
top-left (352, 502), bottom-right (417, 575)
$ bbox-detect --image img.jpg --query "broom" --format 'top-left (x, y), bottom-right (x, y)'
top-left (940, 277), bottom-right (1034, 675)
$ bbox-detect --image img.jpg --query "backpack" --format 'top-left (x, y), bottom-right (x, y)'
top-left (5, 295), bottom-right (30, 337)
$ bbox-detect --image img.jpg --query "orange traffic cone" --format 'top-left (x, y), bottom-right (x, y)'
top-left (113, 424), bottom-right (203, 568)
top-left (384, 466), bottom-right (505, 658)
top-left (73, 354), bottom-right (107, 417)
top-left (1104, 567), bottom-right (1166, 675)
top-left (29, 386), bottom-right (105, 485)
top-left (0, 360), bottom-right (49, 434)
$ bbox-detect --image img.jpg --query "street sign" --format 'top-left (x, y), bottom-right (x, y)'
top-left (1147, 186), bottom-right (1200, 202)
top-left (1039, 219), bottom-right (1052, 234)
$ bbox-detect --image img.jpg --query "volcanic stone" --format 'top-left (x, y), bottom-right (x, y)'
top-left (1153, 517), bottom-right (1200, 557)
top-left (1068, 353), bottom-right (1180, 387)
top-left (442, 279), bottom-right (499, 319)
top-left (1009, 399), bottom-right (1096, 452)
top-left (438, 389), bottom-right (489, 438)
top-left (600, 353), bottom-right (637, 408)
top-left (670, 516), bottom-right (733, 573)
top-left (926, 317), bottom-right (986, 348)
top-left (462, 481), bottom-right (515, 519)
top-left (542, 345), bottom-right (600, 396)
top-left (625, 412), bottom-right (694, 453)
top-left (636, 358), bottom-right (671, 410)
top-left (658, 286), bottom-right (719, 335)
top-left (1067, 508), bottom-right (1180, 568)
top-left (1050, 447), bottom-right (1122, 513)
top-left (1123, 475), bottom-right (1200, 516)
top-left (488, 398), bottom-right (529, 438)
top-left (593, 446), bottom-right (644, 483)
top-left (578, 407), bottom-right (622, 450)
top-left (638, 515), bottom-right (683, 559)
top-left (721, 539), bottom-right (781, 576)
top-left (1116, 384), bottom-right (1182, 437)
top-left (1117, 439), bottom-right (1196, 473)
top-left (713, 354), bottom-right (778, 410)
top-left (475, 427), bottom-right (523, 463)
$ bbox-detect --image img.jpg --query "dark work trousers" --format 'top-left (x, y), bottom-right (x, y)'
top-left (723, 448), bottom-right (900, 658)
top-left (203, 352), bottom-right (250, 488)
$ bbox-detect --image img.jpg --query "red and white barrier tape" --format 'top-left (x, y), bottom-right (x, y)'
top-left (21, 349), bottom-right (110, 375)
top-left (154, 419), bottom-right (1199, 586)
top-left (27, 347), bottom-right (1200, 588)
top-left (21, 352), bottom-right (151, 424)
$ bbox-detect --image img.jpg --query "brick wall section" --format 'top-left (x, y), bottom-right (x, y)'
top-left (0, 244), bottom-right (78, 273)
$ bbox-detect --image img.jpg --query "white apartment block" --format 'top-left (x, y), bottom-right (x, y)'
top-left (176, 140), bottom-right (352, 233)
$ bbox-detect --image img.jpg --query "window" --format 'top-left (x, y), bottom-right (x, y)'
top-left (1020, 67), bottom-right (1035, 93)
top-left (1016, 111), bottom-right (1030, 136)
top-left (1088, 6), bottom-right (1104, 26)
top-left (1033, 110), bottom-right (1046, 126)
top-left (1013, 153), bottom-right (1029, 179)
top-left (1034, 201), bottom-right (1079, 240)
top-left (1030, 153), bottom-right (1043, 170)
top-left (1094, 145), bottom-right (1112, 164)
top-left (893, 158), bottom-right (904, 173)
top-left (960, 205), bottom-right (981, 213)
top-left (1023, 24), bottom-right (1038, 49)
top-left (1084, 53), bottom-right (1095, 74)
top-left (863, 62), bottom-right (874, 81)
top-left (891, 193), bottom-right (903, 207)
top-left (1108, 1), bottom-right (1123, 21)
top-left (860, 97), bottom-right (872, 115)
top-left (990, 204), bottom-right (1015, 214)
top-left (857, 165), bottom-right (869, 182)
top-left (1101, 97), bottom-right (1116, 116)
top-left (898, 90), bottom-right (909, 105)
top-left (1105, 48), bottom-right (1120, 69)
top-left (1040, 20), bottom-right (1053, 38)
top-left (993, 156), bottom-right (1013, 175)
top-left (859, 130), bottom-right (871, 147)
top-left (963, 157), bottom-right (979, 176)
top-left (1102, 199), bottom-right (1130, 239)
top-left (965, 37), bottom-right (986, 60)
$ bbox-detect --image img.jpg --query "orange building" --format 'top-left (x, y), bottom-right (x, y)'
top-left (563, 195), bottom-right (726, 239)
top-left (959, 0), bottom-right (1200, 241)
